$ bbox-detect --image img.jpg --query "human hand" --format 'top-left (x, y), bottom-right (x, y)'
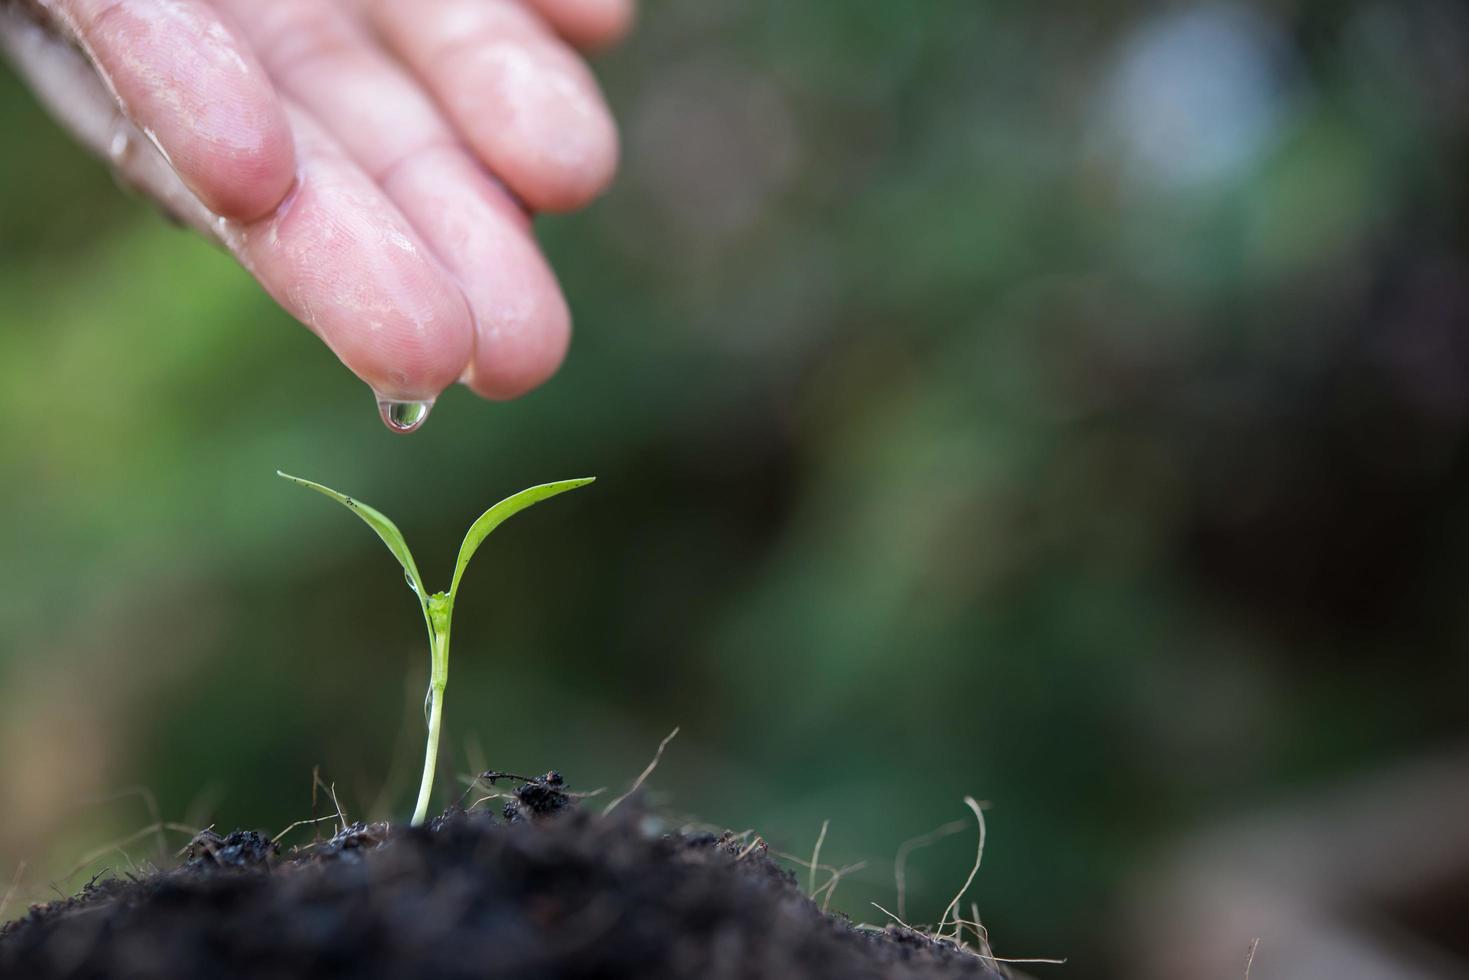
top-left (0, 0), bottom-right (630, 427)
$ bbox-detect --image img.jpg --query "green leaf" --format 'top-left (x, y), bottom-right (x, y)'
top-left (448, 478), bottom-right (595, 599)
top-left (276, 471), bottom-right (431, 604)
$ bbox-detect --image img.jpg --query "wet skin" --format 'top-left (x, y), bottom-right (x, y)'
top-left (0, 0), bottom-right (632, 411)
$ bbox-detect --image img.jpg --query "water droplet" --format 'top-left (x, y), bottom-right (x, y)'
top-left (108, 126), bottom-right (134, 166)
top-left (375, 395), bottom-right (433, 434)
top-left (404, 568), bottom-right (419, 595)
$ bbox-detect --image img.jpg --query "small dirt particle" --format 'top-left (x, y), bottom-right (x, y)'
top-left (184, 830), bottom-right (276, 871)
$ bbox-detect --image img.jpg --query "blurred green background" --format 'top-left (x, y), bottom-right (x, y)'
top-left (4, 1), bottom-right (1469, 975)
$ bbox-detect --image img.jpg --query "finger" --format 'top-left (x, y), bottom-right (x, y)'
top-left (232, 107), bottom-right (474, 401)
top-left (219, 0), bottom-right (573, 398)
top-left (385, 147), bottom-right (571, 399)
top-left (52, 0), bottom-right (295, 220)
top-left (0, 5), bottom-right (217, 237)
top-left (518, 0), bottom-right (635, 51)
top-left (367, 0), bottom-right (619, 213)
top-left (213, 0), bottom-right (450, 185)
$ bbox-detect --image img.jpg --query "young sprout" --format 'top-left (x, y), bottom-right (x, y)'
top-left (277, 471), bottom-right (594, 826)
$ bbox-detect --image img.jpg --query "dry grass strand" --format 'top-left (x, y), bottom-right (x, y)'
top-left (272, 813), bottom-right (340, 846)
top-left (0, 861), bottom-right (27, 922)
top-left (809, 819), bottom-right (830, 895)
top-left (769, 843), bottom-right (870, 916)
top-left (602, 727), bottom-right (680, 816)
top-left (815, 861), bottom-right (868, 913)
top-left (936, 796), bottom-right (987, 940)
top-left (82, 786), bottom-right (166, 861)
top-left (313, 771), bottom-right (349, 834)
top-left (894, 817), bottom-right (969, 922)
top-left (62, 822), bottom-right (199, 882)
top-left (870, 900), bottom-right (914, 929)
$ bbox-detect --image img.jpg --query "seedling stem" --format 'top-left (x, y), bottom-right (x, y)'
top-left (277, 472), bottom-right (594, 826)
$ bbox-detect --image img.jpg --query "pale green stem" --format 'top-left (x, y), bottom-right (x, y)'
top-left (411, 625), bottom-right (450, 826)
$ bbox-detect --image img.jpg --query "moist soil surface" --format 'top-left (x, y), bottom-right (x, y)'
top-left (0, 773), bottom-right (1005, 980)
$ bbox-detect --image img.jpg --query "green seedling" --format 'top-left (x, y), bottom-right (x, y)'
top-left (277, 471), bottom-right (594, 826)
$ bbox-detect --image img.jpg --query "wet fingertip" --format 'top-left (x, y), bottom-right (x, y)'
top-left (244, 148), bottom-right (476, 402)
top-left (194, 119), bottom-right (298, 220)
top-left (80, 0), bottom-right (298, 221)
top-left (562, 0), bottom-right (636, 51)
top-left (464, 294), bottom-right (572, 401)
top-left (513, 111), bottom-right (620, 213)
top-left (363, 285), bottom-right (478, 400)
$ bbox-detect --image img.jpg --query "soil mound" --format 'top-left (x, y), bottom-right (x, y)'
top-left (1, 776), bottom-right (1003, 980)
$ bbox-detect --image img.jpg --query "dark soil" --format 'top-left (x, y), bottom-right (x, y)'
top-left (0, 773), bottom-right (1005, 980)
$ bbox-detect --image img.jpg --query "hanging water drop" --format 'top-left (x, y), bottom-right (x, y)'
top-left (107, 125), bottom-right (134, 167)
top-left (375, 395), bottom-right (433, 434)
